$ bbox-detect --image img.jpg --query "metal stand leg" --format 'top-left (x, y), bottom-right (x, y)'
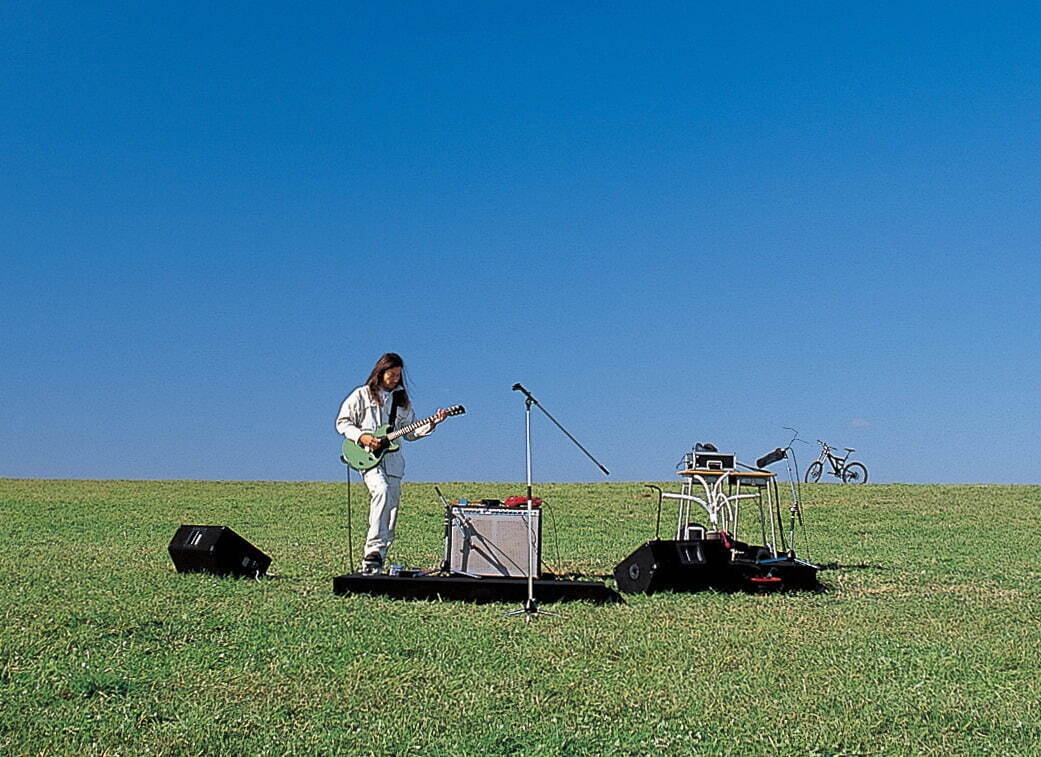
top-left (504, 395), bottom-right (557, 620)
top-left (504, 384), bottom-right (609, 621)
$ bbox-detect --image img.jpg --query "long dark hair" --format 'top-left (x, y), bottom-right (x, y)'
top-left (365, 352), bottom-right (410, 408)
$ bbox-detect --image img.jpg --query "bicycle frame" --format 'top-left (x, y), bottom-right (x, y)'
top-left (816, 442), bottom-right (851, 479)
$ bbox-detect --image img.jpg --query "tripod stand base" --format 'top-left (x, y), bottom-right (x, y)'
top-left (504, 596), bottom-right (560, 620)
top-left (333, 573), bottom-right (621, 605)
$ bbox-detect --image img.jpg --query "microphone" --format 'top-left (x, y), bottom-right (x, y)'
top-left (512, 383), bottom-right (524, 392)
top-left (756, 448), bottom-right (786, 469)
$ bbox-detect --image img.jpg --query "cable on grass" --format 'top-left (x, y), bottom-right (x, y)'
top-left (343, 463), bottom-right (354, 572)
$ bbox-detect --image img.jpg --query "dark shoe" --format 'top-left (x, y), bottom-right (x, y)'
top-left (361, 552), bottom-right (383, 575)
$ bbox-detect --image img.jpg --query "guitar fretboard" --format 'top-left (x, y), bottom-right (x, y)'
top-left (386, 415), bottom-right (438, 441)
top-left (385, 405), bottom-right (464, 441)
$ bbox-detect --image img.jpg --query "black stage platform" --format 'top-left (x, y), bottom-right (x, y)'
top-left (333, 573), bottom-right (621, 604)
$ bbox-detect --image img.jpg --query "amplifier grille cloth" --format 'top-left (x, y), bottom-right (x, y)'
top-left (448, 507), bottom-right (541, 578)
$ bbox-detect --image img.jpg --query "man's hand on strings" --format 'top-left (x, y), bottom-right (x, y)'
top-left (358, 433), bottom-right (381, 452)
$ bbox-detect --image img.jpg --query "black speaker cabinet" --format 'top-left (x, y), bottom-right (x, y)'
top-left (693, 451), bottom-right (736, 470)
top-left (613, 539), bottom-right (723, 594)
top-left (168, 525), bottom-right (271, 578)
top-left (449, 507), bottom-right (540, 578)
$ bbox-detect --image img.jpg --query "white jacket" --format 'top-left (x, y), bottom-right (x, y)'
top-left (335, 386), bottom-right (434, 478)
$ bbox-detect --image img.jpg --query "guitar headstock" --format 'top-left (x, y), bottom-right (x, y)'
top-left (445, 405), bottom-right (466, 416)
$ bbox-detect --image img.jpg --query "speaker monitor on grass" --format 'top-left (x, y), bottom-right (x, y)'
top-left (613, 540), bottom-right (711, 594)
top-left (168, 525), bottom-right (271, 578)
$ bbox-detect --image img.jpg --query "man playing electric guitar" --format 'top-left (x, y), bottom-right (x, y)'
top-left (335, 353), bottom-right (451, 575)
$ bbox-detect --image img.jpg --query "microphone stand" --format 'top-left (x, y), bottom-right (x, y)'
top-left (505, 383), bottom-right (610, 621)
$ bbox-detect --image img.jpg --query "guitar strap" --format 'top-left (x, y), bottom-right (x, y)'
top-left (387, 390), bottom-right (403, 431)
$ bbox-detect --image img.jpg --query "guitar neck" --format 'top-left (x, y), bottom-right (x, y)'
top-left (385, 414), bottom-right (440, 441)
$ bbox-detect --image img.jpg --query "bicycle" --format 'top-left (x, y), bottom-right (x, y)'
top-left (804, 440), bottom-right (868, 484)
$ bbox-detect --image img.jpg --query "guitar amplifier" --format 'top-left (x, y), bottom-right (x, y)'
top-left (448, 507), bottom-right (541, 578)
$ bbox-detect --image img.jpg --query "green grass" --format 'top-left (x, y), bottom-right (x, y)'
top-left (2, 478), bottom-right (1040, 755)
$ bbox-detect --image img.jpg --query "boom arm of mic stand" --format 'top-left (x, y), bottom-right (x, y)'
top-left (512, 383), bottom-right (610, 476)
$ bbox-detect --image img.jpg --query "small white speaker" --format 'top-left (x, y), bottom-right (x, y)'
top-left (448, 507), bottom-right (541, 578)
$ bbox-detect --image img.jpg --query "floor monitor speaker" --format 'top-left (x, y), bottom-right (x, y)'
top-left (168, 525), bottom-right (271, 578)
top-left (613, 539), bottom-right (714, 594)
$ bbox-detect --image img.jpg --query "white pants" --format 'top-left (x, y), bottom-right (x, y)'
top-left (361, 467), bottom-right (402, 562)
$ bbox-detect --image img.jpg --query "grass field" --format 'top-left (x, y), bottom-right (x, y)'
top-left (2, 478), bottom-right (1040, 755)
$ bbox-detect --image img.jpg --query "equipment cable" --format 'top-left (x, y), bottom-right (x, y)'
top-left (342, 459), bottom-right (354, 572)
top-left (786, 445), bottom-right (812, 562)
top-left (539, 499), bottom-right (564, 577)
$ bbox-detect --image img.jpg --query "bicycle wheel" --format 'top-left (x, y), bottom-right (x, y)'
top-left (805, 461), bottom-right (823, 483)
top-left (842, 462), bottom-right (868, 484)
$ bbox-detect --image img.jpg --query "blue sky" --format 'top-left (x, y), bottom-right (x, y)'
top-left (3, 2), bottom-right (1039, 484)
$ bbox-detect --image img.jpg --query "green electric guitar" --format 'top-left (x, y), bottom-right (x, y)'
top-left (341, 405), bottom-right (466, 472)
